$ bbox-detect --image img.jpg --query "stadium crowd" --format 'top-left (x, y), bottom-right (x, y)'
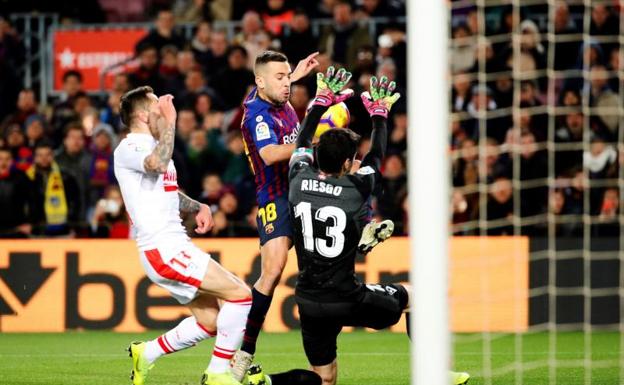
top-left (0, 1), bottom-right (621, 240)
top-left (0, 0), bottom-right (408, 238)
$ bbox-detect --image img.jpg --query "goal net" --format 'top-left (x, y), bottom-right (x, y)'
top-left (446, 0), bottom-right (623, 384)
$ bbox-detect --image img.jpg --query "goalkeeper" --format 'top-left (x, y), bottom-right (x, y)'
top-left (268, 67), bottom-right (470, 385)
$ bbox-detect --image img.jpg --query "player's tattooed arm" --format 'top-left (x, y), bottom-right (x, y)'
top-left (144, 95), bottom-right (177, 174)
top-left (178, 191), bottom-right (201, 212)
top-left (143, 117), bottom-right (175, 173)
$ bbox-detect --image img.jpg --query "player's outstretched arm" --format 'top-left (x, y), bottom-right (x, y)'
top-left (178, 191), bottom-right (214, 234)
top-left (296, 66), bottom-right (354, 149)
top-left (144, 95), bottom-right (177, 174)
top-left (360, 76), bottom-right (401, 169)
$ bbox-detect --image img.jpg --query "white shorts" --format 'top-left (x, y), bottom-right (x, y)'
top-left (139, 242), bottom-right (212, 304)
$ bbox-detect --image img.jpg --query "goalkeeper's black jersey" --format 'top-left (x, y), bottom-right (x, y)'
top-left (288, 151), bottom-right (379, 302)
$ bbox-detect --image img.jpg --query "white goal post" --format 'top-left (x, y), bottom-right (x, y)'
top-left (408, 1), bottom-right (450, 385)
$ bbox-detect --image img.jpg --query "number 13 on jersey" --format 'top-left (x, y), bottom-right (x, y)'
top-left (294, 202), bottom-right (347, 258)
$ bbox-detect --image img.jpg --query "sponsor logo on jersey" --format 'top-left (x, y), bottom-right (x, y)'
top-left (255, 122), bottom-right (271, 141)
top-left (265, 223), bottom-right (274, 234)
top-left (282, 122), bottom-right (300, 144)
top-left (256, 115), bottom-right (263, 122)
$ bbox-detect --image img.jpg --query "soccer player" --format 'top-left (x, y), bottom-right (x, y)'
top-left (286, 68), bottom-right (470, 385)
top-left (233, 50), bottom-right (319, 378)
top-left (114, 86), bottom-right (251, 385)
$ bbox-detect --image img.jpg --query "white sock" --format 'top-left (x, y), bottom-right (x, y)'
top-left (208, 299), bottom-right (252, 373)
top-left (144, 316), bottom-right (216, 363)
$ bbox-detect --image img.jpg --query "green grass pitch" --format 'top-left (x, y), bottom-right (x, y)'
top-left (0, 331), bottom-right (621, 384)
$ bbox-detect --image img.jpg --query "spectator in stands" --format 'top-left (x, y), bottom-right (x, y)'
top-left (242, 29), bottom-right (273, 70)
top-left (517, 19), bottom-right (546, 71)
top-left (388, 111), bottom-right (407, 155)
top-left (553, 1), bottom-right (580, 70)
top-left (191, 21), bottom-right (212, 67)
top-left (221, 131), bottom-right (252, 186)
top-left (589, 65), bottom-right (619, 138)
top-left (469, 38), bottom-right (501, 74)
top-left (319, 0), bottom-right (372, 69)
top-left (559, 88), bottom-right (581, 106)
top-left (377, 154), bottom-right (407, 227)
top-left (519, 131), bottom-right (548, 222)
top-left (493, 74), bottom-right (513, 108)
top-left (135, 9), bottom-right (186, 53)
top-left (584, 135), bottom-right (617, 180)
top-left (177, 68), bottom-right (215, 109)
top-left (289, 84), bottom-right (310, 122)
top-left (590, 4), bottom-right (619, 36)
top-left (555, 111), bottom-right (584, 175)
top-left (1, 89), bottom-right (38, 133)
top-left (128, 44), bottom-right (165, 95)
top-left (177, 109), bottom-right (199, 143)
top-left (234, 11), bottom-right (266, 48)
top-left (159, 45), bottom-right (181, 86)
top-left (24, 114), bottom-right (46, 148)
top-left (355, 0), bottom-right (404, 19)
top-left (199, 173), bottom-right (226, 211)
top-left (100, 91), bottom-right (123, 133)
top-left (451, 72), bottom-right (472, 112)
top-left (4, 124), bottom-right (32, 171)
top-left (203, 29), bottom-right (230, 81)
top-left (281, 9), bottom-right (317, 64)
top-left (88, 125), bottom-right (116, 210)
top-left (465, 84), bottom-right (511, 143)
top-left (486, 176), bottom-right (513, 235)
top-left (27, 141), bottom-right (80, 236)
top-left (210, 45), bottom-right (255, 111)
top-left (593, 187), bottom-right (620, 237)
top-left (0, 147), bottom-right (34, 238)
top-left (90, 185), bottom-right (130, 238)
top-left (262, 0), bottom-right (294, 37)
top-left (55, 123), bottom-right (92, 223)
top-left (450, 23), bottom-right (475, 74)
top-left (549, 188), bottom-right (582, 237)
top-left (111, 73), bottom-right (131, 94)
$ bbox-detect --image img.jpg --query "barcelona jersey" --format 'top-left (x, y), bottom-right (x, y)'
top-left (240, 87), bottom-right (300, 207)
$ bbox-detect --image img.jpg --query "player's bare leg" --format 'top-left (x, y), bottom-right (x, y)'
top-left (232, 236), bottom-right (291, 381)
top-left (310, 360), bottom-right (337, 385)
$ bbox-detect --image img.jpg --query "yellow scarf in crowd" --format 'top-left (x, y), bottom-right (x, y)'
top-left (26, 162), bottom-right (68, 226)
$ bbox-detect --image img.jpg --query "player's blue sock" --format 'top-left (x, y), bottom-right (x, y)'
top-left (241, 288), bottom-right (273, 355)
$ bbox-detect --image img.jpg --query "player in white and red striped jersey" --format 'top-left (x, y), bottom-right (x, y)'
top-left (114, 86), bottom-right (250, 385)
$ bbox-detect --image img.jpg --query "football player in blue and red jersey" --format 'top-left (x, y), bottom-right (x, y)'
top-left (232, 50), bottom-right (319, 379)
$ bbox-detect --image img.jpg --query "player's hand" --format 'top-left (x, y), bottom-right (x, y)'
top-left (195, 204), bottom-right (214, 234)
top-left (158, 94), bottom-right (177, 127)
top-left (361, 76), bottom-right (401, 118)
top-left (291, 51), bottom-right (320, 82)
top-left (313, 66), bottom-right (354, 107)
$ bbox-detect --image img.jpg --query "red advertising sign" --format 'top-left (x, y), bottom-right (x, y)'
top-left (53, 28), bottom-right (148, 92)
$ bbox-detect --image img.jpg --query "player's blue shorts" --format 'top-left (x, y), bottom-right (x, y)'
top-left (256, 195), bottom-right (293, 246)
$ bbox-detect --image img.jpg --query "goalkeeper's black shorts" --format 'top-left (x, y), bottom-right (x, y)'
top-left (296, 283), bottom-right (409, 366)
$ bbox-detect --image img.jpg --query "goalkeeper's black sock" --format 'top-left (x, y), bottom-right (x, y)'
top-left (240, 287), bottom-right (273, 355)
top-left (405, 312), bottom-right (411, 339)
top-left (268, 369), bottom-right (322, 385)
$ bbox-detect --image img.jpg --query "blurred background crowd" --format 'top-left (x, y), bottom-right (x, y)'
top-left (0, 0), bottom-right (408, 238)
top-left (0, 1), bottom-right (621, 240)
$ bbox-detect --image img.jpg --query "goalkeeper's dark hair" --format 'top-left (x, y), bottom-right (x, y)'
top-left (120, 86), bottom-right (154, 126)
top-left (316, 128), bottom-right (361, 174)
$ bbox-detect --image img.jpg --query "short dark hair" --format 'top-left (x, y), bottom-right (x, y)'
top-left (64, 121), bottom-right (84, 138)
top-left (120, 86), bottom-right (154, 126)
top-left (34, 139), bottom-right (54, 151)
top-left (63, 70), bottom-right (83, 83)
top-left (254, 50), bottom-right (288, 72)
top-left (316, 128), bottom-right (361, 174)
